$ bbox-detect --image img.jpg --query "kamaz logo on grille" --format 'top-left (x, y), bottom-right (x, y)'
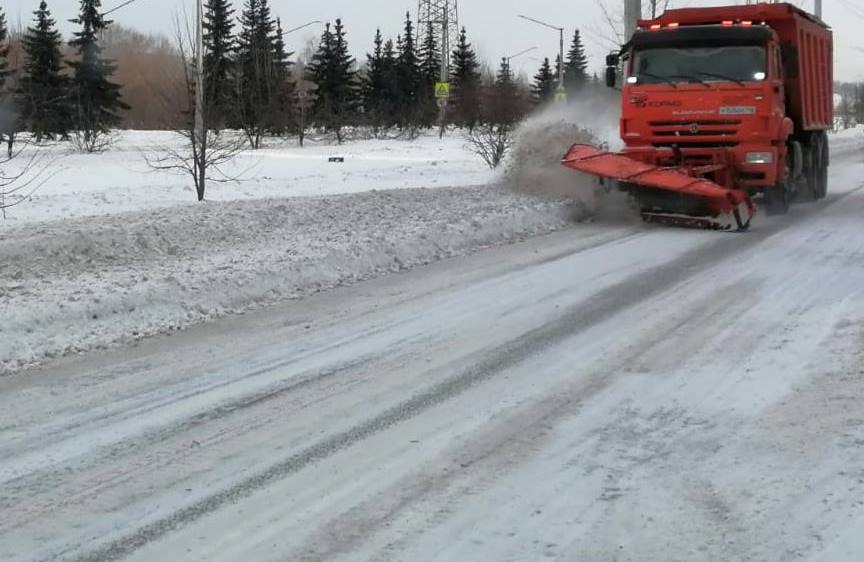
top-left (689, 123), bottom-right (701, 134)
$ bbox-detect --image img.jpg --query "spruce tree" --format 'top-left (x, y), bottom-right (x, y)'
top-left (487, 57), bottom-right (523, 127)
top-left (564, 29), bottom-right (589, 92)
top-left (418, 22), bottom-right (440, 126)
top-left (531, 57), bottom-right (555, 105)
top-left (235, 0), bottom-right (287, 146)
top-left (381, 38), bottom-right (399, 127)
top-left (203, 0), bottom-right (235, 129)
top-left (395, 13), bottom-right (420, 128)
top-left (67, 0), bottom-right (129, 151)
top-left (0, 7), bottom-right (15, 155)
top-left (450, 27), bottom-right (481, 130)
top-left (0, 8), bottom-right (10, 89)
top-left (19, 1), bottom-right (70, 140)
top-left (362, 29), bottom-right (389, 131)
top-left (306, 19), bottom-right (358, 144)
top-left (269, 18), bottom-right (295, 134)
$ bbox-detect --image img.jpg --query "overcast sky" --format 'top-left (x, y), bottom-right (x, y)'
top-left (3, 0), bottom-right (862, 81)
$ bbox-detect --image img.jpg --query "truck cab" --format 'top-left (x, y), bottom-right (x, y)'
top-left (606, 4), bottom-right (832, 215)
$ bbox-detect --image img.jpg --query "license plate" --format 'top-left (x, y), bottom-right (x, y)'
top-left (720, 106), bottom-right (757, 115)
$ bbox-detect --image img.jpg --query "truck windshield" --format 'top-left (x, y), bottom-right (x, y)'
top-left (632, 46), bottom-right (767, 85)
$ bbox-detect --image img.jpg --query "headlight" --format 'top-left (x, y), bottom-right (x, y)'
top-left (745, 152), bottom-right (774, 164)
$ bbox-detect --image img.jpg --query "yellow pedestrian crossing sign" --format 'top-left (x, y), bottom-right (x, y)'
top-left (435, 82), bottom-right (451, 99)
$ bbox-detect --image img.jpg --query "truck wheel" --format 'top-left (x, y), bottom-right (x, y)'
top-left (765, 186), bottom-right (789, 217)
top-left (764, 182), bottom-right (790, 216)
top-left (806, 133), bottom-right (829, 201)
top-left (814, 134), bottom-right (829, 200)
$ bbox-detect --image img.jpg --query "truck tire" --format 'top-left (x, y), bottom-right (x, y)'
top-left (814, 133), bottom-right (829, 200)
top-left (805, 133), bottom-right (829, 201)
top-left (764, 182), bottom-right (790, 216)
top-left (764, 162), bottom-right (794, 218)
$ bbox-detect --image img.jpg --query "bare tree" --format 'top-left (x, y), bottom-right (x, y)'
top-left (466, 122), bottom-right (515, 169)
top-left (591, 0), bottom-right (675, 48)
top-left (465, 60), bottom-right (529, 169)
top-left (144, 15), bottom-right (246, 202)
top-left (0, 140), bottom-right (57, 219)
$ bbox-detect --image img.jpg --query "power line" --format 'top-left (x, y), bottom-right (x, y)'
top-left (103, 0), bottom-right (142, 17)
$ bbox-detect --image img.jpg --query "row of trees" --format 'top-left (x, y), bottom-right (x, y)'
top-left (835, 82), bottom-right (864, 130)
top-left (200, 0), bottom-right (595, 143)
top-left (1, 1), bottom-right (128, 152)
top-left (0, 0), bottom-right (598, 149)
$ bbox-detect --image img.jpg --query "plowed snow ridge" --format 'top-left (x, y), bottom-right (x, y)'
top-left (0, 186), bottom-right (582, 374)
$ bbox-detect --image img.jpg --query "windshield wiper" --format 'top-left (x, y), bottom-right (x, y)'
top-left (695, 72), bottom-right (747, 87)
top-left (667, 74), bottom-right (711, 88)
top-left (636, 72), bottom-right (679, 88)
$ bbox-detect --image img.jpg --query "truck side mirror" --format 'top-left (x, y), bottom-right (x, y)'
top-left (605, 52), bottom-right (620, 67)
top-left (605, 66), bottom-right (617, 88)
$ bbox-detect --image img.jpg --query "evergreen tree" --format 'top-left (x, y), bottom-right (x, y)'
top-left (269, 18), bottom-right (296, 135)
top-left (564, 29), bottom-right (589, 92)
top-left (418, 21), bottom-right (441, 126)
top-left (0, 8), bottom-right (10, 89)
top-left (395, 13), bottom-right (420, 128)
top-left (381, 38), bottom-right (399, 126)
top-left (67, 0), bottom-right (129, 151)
top-left (450, 27), bottom-right (481, 130)
top-left (235, 0), bottom-right (290, 146)
top-left (202, 0), bottom-right (235, 129)
top-left (0, 7), bottom-right (16, 155)
top-left (306, 19), bottom-right (358, 143)
top-left (532, 57), bottom-right (555, 105)
top-left (362, 29), bottom-right (393, 131)
top-left (486, 57), bottom-right (524, 127)
top-left (19, 1), bottom-right (71, 140)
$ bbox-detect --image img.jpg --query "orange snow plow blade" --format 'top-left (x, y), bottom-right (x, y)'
top-left (562, 144), bottom-right (755, 231)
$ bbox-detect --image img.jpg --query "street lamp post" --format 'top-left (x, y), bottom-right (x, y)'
top-left (505, 46), bottom-right (538, 65)
top-left (194, 0), bottom-right (205, 189)
top-left (282, 20), bottom-right (324, 36)
top-left (281, 21), bottom-right (323, 147)
top-left (518, 14), bottom-right (566, 101)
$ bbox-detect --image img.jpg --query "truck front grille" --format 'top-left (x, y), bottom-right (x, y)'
top-left (648, 119), bottom-right (742, 148)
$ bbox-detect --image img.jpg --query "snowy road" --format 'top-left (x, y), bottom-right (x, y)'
top-left (3, 157), bottom-right (864, 561)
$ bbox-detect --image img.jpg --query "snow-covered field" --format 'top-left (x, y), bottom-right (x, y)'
top-left (1, 131), bottom-right (493, 225)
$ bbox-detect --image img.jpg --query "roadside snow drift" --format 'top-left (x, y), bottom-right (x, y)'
top-left (0, 186), bottom-right (582, 374)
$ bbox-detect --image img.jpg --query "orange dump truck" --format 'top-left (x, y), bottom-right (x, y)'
top-left (563, 2), bottom-right (833, 230)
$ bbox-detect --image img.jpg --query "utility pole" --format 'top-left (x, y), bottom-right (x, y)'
top-left (418, 0), bottom-right (459, 137)
top-left (438, 9), bottom-right (450, 138)
top-left (624, 0), bottom-right (641, 42)
top-left (281, 21), bottom-right (323, 148)
top-left (194, 0), bottom-right (205, 194)
top-left (815, 0), bottom-right (822, 18)
top-left (518, 15), bottom-right (566, 103)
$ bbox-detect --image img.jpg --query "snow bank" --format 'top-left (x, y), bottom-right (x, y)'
top-left (0, 186), bottom-right (582, 374)
top-left (830, 125), bottom-right (864, 157)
